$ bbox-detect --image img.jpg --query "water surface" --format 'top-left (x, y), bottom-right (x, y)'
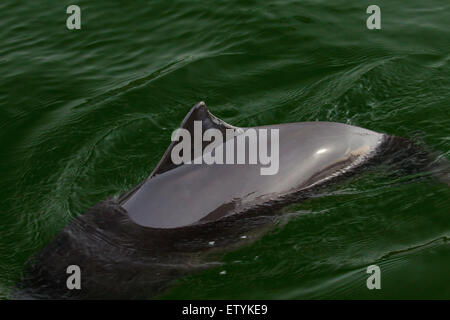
top-left (0, 0), bottom-right (449, 299)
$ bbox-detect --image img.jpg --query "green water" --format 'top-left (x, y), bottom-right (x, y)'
top-left (0, 0), bottom-right (449, 299)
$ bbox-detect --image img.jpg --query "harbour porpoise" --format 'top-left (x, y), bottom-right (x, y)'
top-left (15, 102), bottom-right (444, 299)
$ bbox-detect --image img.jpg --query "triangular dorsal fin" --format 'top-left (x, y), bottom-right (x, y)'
top-left (149, 101), bottom-right (238, 178)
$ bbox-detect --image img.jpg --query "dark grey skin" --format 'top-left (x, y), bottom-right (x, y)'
top-left (15, 102), bottom-right (442, 299)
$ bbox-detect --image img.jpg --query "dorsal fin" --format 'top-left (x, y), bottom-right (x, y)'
top-left (149, 101), bottom-right (238, 178)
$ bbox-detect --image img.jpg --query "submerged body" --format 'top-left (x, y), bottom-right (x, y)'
top-left (16, 102), bottom-right (439, 299)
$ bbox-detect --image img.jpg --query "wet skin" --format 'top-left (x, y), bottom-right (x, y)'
top-left (122, 102), bottom-right (384, 228)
